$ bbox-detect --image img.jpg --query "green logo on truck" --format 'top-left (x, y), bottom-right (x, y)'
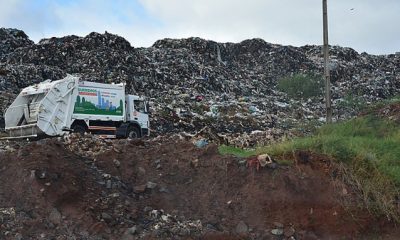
top-left (73, 89), bottom-right (123, 116)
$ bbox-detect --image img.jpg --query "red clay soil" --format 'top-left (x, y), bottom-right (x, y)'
top-left (0, 137), bottom-right (399, 239)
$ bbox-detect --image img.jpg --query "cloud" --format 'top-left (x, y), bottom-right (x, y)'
top-left (138, 0), bottom-right (400, 54)
top-left (36, 0), bottom-right (163, 47)
top-left (0, 0), bottom-right (59, 38)
top-left (139, 0), bottom-right (320, 43)
top-left (0, 0), bottom-right (399, 54)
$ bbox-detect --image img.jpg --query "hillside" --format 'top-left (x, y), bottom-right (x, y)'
top-left (1, 104), bottom-right (400, 239)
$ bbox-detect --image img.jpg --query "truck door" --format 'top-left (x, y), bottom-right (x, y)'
top-left (133, 99), bottom-right (149, 129)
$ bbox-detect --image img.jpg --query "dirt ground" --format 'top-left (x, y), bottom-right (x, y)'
top-left (0, 135), bottom-right (399, 239)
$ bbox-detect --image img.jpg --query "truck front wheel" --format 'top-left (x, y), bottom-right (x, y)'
top-left (127, 126), bottom-right (140, 139)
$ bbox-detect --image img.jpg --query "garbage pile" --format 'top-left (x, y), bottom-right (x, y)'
top-left (0, 28), bottom-right (399, 145)
top-left (302, 45), bottom-right (400, 103)
top-left (0, 28), bottom-right (33, 56)
top-left (132, 209), bottom-right (204, 239)
top-left (63, 133), bottom-right (117, 159)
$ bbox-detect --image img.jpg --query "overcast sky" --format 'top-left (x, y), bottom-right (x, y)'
top-left (0, 0), bottom-right (399, 55)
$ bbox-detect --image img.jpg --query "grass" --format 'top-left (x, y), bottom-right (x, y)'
top-left (224, 115), bottom-right (400, 183)
top-left (219, 106), bottom-right (400, 220)
top-left (218, 145), bottom-right (256, 158)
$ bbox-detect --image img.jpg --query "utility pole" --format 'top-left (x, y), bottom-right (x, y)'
top-left (323, 0), bottom-right (332, 123)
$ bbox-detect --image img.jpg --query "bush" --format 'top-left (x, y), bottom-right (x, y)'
top-left (277, 73), bottom-right (324, 99)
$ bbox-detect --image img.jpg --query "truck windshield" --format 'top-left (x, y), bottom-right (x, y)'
top-left (134, 100), bottom-right (146, 113)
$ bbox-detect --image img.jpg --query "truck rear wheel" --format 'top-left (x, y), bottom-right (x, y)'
top-left (127, 126), bottom-right (140, 139)
top-left (73, 124), bottom-right (86, 135)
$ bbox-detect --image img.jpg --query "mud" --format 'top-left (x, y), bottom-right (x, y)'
top-left (0, 136), bottom-right (398, 239)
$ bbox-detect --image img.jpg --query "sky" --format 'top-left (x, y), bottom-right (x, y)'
top-left (0, 0), bottom-right (399, 55)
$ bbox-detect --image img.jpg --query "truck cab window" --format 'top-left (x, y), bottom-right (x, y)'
top-left (134, 100), bottom-right (146, 113)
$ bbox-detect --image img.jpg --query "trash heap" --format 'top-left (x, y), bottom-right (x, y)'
top-left (63, 134), bottom-right (117, 159)
top-left (0, 28), bottom-right (399, 146)
top-left (0, 28), bottom-right (33, 56)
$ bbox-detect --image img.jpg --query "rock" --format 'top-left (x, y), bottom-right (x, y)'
top-left (191, 158), bottom-right (199, 168)
top-left (143, 206), bottom-right (153, 212)
top-left (206, 223), bottom-right (217, 231)
top-left (37, 171), bottom-right (47, 179)
top-left (273, 221), bottom-right (284, 228)
top-left (159, 186), bottom-right (170, 193)
top-left (113, 159), bottom-right (121, 168)
top-left (14, 233), bottom-right (23, 240)
top-left (284, 226), bottom-right (296, 237)
top-left (235, 220), bottom-right (248, 234)
top-left (134, 184), bottom-right (147, 193)
top-left (138, 167), bottom-right (146, 175)
top-left (271, 228), bottom-right (284, 236)
top-left (121, 226), bottom-right (139, 240)
top-left (146, 181), bottom-right (157, 189)
top-left (120, 232), bottom-right (134, 240)
top-left (80, 231), bottom-right (89, 238)
top-left (49, 208), bottom-right (62, 225)
top-left (161, 214), bottom-right (170, 221)
top-left (298, 230), bottom-right (319, 240)
top-left (106, 180), bottom-right (112, 189)
top-left (127, 226), bottom-right (138, 235)
top-left (267, 162), bottom-right (278, 169)
top-left (101, 212), bottom-right (112, 222)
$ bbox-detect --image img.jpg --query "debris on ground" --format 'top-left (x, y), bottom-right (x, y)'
top-left (1, 136), bottom-right (399, 239)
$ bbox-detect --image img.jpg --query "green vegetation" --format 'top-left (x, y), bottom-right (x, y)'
top-left (263, 116), bottom-right (400, 179)
top-left (218, 145), bottom-right (256, 158)
top-left (337, 93), bottom-right (368, 112)
top-left (277, 73), bottom-right (324, 99)
top-left (219, 106), bottom-right (400, 220)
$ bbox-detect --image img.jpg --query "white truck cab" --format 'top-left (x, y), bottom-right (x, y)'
top-left (125, 95), bottom-right (150, 138)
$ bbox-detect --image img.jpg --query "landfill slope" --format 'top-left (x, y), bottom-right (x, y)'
top-left (0, 28), bottom-right (399, 144)
top-left (0, 135), bottom-right (399, 239)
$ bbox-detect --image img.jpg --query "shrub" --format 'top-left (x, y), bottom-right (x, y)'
top-left (277, 73), bottom-right (324, 99)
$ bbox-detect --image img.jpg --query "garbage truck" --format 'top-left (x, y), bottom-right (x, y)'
top-left (4, 75), bottom-right (150, 139)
